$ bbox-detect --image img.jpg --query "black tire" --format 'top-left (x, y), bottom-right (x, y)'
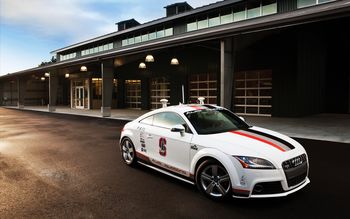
top-left (195, 159), bottom-right (232, 200)
top-left (120, 137), bottom-right (137, 166)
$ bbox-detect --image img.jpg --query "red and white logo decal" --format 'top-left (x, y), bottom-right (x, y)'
top-left (159, 137), bottom-right (167, 157)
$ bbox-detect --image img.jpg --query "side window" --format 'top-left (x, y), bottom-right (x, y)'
top-left (153, 112), bottom-right (191, 133)
top-left (140, 115), bottom-right (153, 125)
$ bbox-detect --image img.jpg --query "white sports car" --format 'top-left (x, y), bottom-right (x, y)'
top-left (119, 104), bottom-right (310, 200)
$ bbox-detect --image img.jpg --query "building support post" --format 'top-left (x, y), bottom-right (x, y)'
top-left (220, 38), bottom-right (234, 109)
top-left (17, 77), bottom-right (26, 109)
top-left (101, 60), bottom-right (114, 117)
top-left (48, 70), bottom-right (58, 112)
top-left (141, 78), bottom-right (150, 110)
top-left (0, 82), bottom-right (3, 106)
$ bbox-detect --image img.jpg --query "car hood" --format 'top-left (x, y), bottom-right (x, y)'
top-left (192, 126), bottom-right (306, 167)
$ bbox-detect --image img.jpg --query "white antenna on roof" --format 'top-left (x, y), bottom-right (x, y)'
top-left (160, 99), bottom-right (168, 108)
top-left (198, 97), bottom-right (205, 105)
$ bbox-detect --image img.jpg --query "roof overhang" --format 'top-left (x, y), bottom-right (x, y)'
top-left (2, 0), bottom-right (349, 79)
top-left (50, 0), bottom-right (242, 54)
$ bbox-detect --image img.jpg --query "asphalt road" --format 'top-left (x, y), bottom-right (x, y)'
top-left (0, 108), bottom-right (349, 218)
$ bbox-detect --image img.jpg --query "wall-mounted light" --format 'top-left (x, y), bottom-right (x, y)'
top-left (65, 73), bottom-right (70, 78)
top-left (80, 66), bottom-right (87, 72)
top-left (44, 72), bottom-right (50, 77)
top-left (170, 57), bottom-right (179, 65)
top-left (145, 54), bottom-right (154, 62)
top-left (40, 77), bottom-right (46, 81)
top-left (139, 62), bottom-right (146, 69)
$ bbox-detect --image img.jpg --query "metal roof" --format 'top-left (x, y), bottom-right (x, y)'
top-left (50, 0), bottom-right (242, 54)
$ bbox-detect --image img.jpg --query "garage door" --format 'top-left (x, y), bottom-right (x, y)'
top-left (189, 73), bottom-right (217, 104)
top-left (150, 77), bottom-right (170, 109)
top-left (125, 80), bottom-right (141, 109)
top-left (233, 70), bottom-right (272, 116)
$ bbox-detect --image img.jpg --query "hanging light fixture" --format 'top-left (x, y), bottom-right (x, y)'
top-left (145, 54), bottom-right (154, 62)
top-left (138, 62), bottom-right (146, 69)
top-left (40, 77), bottom-right (46, 81)
top-left (80, 66), bottom-right (87, 72)
top-left (44, 72), bottom-right (50, 77)
top-left (170, 57), bottom-right (179, 65)
top-left (65, 73), bottom-right (70, 78)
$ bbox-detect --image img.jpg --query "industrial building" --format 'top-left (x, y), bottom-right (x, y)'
top-left (0, 0), bottom-right (349, 117)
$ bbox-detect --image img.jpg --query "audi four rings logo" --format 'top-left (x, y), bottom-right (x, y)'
top-left (292, 157), bottom-right (303, 166)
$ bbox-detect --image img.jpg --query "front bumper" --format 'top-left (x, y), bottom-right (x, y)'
top-left (229, 153), bottom-right (310, 198)
top-left (232, 177), bottom-right (310, 199)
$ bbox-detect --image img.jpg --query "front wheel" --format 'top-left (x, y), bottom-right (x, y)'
top-left (195, 159), bottom-right (232, 200)
top-left (120, 138), bottom-right (137, 166)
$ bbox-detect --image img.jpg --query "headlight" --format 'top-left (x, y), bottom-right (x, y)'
top-left (233, 156), bottom-right (275, 169)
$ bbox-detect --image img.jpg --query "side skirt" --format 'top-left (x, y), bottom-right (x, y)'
top-left (137, 161), bottom-right (195, 185)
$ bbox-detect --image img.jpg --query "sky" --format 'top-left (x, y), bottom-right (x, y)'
top-left (0, 0), bottom-right (220, 76)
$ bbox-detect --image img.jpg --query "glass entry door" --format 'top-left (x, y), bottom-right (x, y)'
top-left (75, 86), bottom-right (84, 109)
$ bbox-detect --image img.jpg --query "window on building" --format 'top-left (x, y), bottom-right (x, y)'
top-left (149, 32), bottom-right (156, 40)
top-left (135, 35), bottom-right (142, 43)
top-left (297, 0), bottom-right (317, 8)
top-left (122, 39), bottom-right (128, 46)
top-left (141, 33), bottom-right (149, 42)
top-left (128, 37), bottom-right (135, 45)
top-left (60, 52), bottom-right (76, 61)
top-left (81, 42), bottom-right (114, 56)
top-left (197, 18), bottom-right (209, 29)
top-left (220, 8), bottom-right (233, 24)
top-left (247, 0), bottom-right (261, 19)
top-left (233, 4), bottom-right (246, 21)
top-left (156, 29), bottom-right (165, 38)
top-left (209, 16), bottom-right (220, 27)
top-left (262, 0), bottom-right (277, 15)
top-left (187, 21), bottom-right (197, 32)
top-left (165, 28), bottom-right (173, 37)
top-left (298, 0), bottom-right (332, 8)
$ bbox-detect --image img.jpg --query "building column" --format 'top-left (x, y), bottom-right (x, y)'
top-left (48, 70), bottom-right (58, 112)
top-left (101, 60), bottom-right (114, 117)
top-left (220, 38), bottom-right (234, 109)
top-left (17, 77), bottom-right (26, 109)
top-left (141, 78), bottom-right (150, 110)
top-left (348, 54), bottom-right (350, 113)
top-left (0, 83), bottom-right (2, 106)
top-left (117, 78), bottom-right (125, 108)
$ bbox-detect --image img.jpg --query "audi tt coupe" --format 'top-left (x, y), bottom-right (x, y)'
top-left (119, 104), bottom-right (310, 200)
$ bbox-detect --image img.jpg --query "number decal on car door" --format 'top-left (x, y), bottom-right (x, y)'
top-left (159, 137), bottom-right (167, 157)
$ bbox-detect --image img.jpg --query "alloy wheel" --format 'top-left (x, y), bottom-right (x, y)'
top-left (121, 139), bottom-right (135, 165)
top-left (199, 164), bottom-right (231, 198)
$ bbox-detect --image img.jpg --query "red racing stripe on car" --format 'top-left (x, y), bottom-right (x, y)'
top-left (230, 130), bottom-right (286, 152)
top-left (190, 106), bottom-right (203, 110)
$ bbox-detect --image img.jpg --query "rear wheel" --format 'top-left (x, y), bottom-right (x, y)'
top-left (195, 159), bottom-right (231, 200)
top-left (120, 138), bottom-right (137, 166)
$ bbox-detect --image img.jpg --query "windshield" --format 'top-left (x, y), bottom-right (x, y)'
top-left (185, 109), bottom-right (249, 134)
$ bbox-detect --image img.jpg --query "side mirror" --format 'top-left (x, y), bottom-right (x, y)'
top-left (239, 116), bottom-right (245, 122)
top-left (171, 124), bottom-right (185, 133)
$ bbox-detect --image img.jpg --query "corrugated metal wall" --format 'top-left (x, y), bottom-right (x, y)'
top-left (278, 0), bottom-right (297, 13)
